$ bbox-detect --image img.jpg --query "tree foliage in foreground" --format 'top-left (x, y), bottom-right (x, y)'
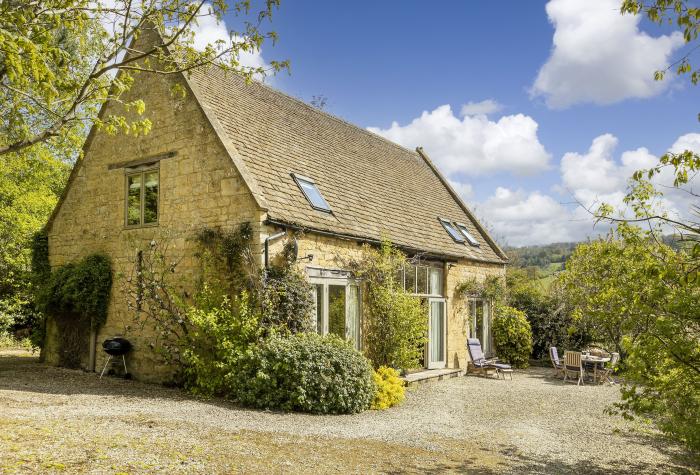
top-left (0, 0), bottom-right (288, 158)
top-left (343, 240), bottom-right (427, 370)
top-left (0, 148), bottom-right (69, 338)
top-left (560, 225), bottom-right (699, 451)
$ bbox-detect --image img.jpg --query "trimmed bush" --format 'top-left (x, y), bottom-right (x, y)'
top-left (231, 332), bottom-right (376, 414)
top-left (492, 305), bottom-right (532, 368)
top-left (371, 366), bottom-right (405, 410)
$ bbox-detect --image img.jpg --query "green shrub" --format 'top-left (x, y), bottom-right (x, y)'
top-left (180, 287), bottom-right (261, 396)
top-left (344, 240), bottom-right (427, 370)
top-left (492, 305), bottom-right (532, 368)
top-left (36, 253), bottom-right (112, 327)
top-left (261, 264), bottom-right (315, 334)
top-left (371, 366), bottom-right (405, 410)
top-left (231, 332), bottom-right (376, 414)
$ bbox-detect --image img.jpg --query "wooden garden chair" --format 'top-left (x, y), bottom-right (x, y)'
top-left (549, 346), bottom-right (565, 379)
top-left (466, 338), bottom-right (512, 380)
top-left (563, 351), bottom-right (584, 386)
top-left (596, 352), bottom-right (619, 385)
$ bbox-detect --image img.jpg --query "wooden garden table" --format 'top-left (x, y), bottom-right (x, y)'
top-left (581, 354), bottom-right (610, 383)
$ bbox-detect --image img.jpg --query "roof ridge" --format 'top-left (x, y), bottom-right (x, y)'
top-left (203, 65), bottom-right (422, 159)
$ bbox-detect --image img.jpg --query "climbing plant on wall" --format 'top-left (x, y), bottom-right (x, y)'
top-left (35, 253), bottom-right (112, 367)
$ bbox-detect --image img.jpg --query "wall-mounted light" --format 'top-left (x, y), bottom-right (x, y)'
top-left (447, 263), bottom-right (456, 270)
top-left (298, 254), bottom-right (314, 263)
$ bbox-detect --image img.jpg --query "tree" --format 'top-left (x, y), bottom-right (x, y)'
top-left (0, 147), bottom-right (69, 337)
top-left (0, 0), bottom-right (288, 158)
top-left (558, 229), bottom-right (673, 358)
top-left (560, 225), bottom-right (700, 451)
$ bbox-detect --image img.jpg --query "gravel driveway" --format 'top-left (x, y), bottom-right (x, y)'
top-left (1, 350), bottom-right (697, 474)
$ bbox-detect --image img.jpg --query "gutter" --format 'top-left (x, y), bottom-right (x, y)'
top-left (264, 230), bottom-right (287, 269)
top-left (264, 218), bottom-right (507, 266)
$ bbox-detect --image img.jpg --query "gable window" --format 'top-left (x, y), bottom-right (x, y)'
top-left (455, 222), bottom-right (480, 246)
top-left (126, 169), bottom-right (159, 227)
top-left (292, 173), bottom-right (331, 212)
top-left (439, 218), bottom-right (465, 243)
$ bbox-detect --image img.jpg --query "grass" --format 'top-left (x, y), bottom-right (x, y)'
top-left (0, 332), bottom-right (35, 352)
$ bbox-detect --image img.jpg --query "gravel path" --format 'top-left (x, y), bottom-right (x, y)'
top-left (1, 351), bottom-right (697, 474)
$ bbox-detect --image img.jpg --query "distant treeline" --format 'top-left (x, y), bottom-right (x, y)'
top-left (506, 234), bottom-right (688, 270)
top-left (505, 242), bottom-right (578, 269)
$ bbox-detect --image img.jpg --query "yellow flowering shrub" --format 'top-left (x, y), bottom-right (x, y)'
top-left (371, 366), bottom-right (405, 410)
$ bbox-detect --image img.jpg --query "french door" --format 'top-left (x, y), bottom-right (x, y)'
top-left (469, 299), bottom-right (492, 356)
top-left (427, 298), bottom-right (446, 369)
top-left (311, 279), bottom-right (361, 350)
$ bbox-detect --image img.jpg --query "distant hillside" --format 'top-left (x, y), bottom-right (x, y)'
top-left (505, 242), bottom-right (579, 269)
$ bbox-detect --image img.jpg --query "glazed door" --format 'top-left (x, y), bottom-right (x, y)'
top-left (427, 298), bottom-right (446, 369)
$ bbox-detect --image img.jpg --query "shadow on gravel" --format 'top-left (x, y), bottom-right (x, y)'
top-left (403, 442), bottom-right (698, 475)
top-left (0, 353), bottom-right (182, 397)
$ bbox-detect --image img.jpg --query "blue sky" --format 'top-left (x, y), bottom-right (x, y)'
top-left (205, 0), bottom-right (700, 246)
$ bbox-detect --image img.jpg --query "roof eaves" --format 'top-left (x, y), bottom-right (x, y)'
top-left (415, 147), bottom-right (509, 262)
top-left (265, 217), bottom-right (509, 266)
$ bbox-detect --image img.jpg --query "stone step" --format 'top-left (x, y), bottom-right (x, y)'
top-left (402, 368), bottom-right (463, 386)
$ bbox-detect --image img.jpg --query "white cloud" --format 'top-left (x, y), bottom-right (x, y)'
top-left (448, 179), bottom-right (474, 201)
top-left (479, 133), bottom-right (700, 247)
top-left (479, 187), bottom-right (586, 246)
top-left (531, 0), bottom-right (684, 108)
top-left (368, 104), bottom-right (551, 176)
top-left (189, 4), bottom-right (270, 72)
top-left (670, 133), bottom-right (700, 154)
top-left (460, 99), bottom-right (502, 116)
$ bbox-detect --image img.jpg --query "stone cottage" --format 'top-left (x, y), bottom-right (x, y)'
top-left (43, 32), bottom-right (508, 382)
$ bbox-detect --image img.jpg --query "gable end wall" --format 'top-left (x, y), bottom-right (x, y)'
top-left (45, 68), bottom-right (263, 382)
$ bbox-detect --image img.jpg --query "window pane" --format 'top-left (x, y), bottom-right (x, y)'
top-left (127, 174), bottom-right (142, 225)
top-left (394, 267), bottom-right (404, 290)
top-left (440, 219), bottom-right (465, 243)
top-left (469, 299), bottom-right (478, 339)
top-left (430, 300), bottom-right (445, 363)
top-left (314, 284), bottom-right (324, 334)
top-left (404, 265), bottom-right (416, 293)
top-left (429, 267), bottom-right (443, 296)
top-left (416, 266), bottom-right (428, 294)
top-left (328, 285), bottom-right (346, 339)
top-left (143, 171), bottom-right (159, 224)
top-left (297, 177), bottom-right (331, 211)
top-left (456, 223), bottom-right (479, 246)
top-left (347, 285), bottom-right (360, 350)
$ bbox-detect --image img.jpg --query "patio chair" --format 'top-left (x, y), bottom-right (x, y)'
top-left (596, 352), bottom-right (619, 385)
top-left (549, 346), bottom-right (565, 379)
top-left (563, 351), bottom-right (584, 386)
top-left (466, 338), bottom-right (512, 380)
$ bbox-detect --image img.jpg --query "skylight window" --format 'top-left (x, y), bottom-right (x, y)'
top-left (439, 218), bottom-right (465, 243)
top-left (292, 173), bottom-right (331, 212)
top-left (456, 223), bottom-right (480, 247)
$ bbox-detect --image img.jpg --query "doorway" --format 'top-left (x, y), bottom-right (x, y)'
top-left (427, 298), bottom-right (446, 369)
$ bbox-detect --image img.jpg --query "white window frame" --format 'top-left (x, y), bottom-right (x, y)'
top-left (291, 173), bottom-right (332, 213)
top-left (309, 269), bottom-right (361, 350)
top-left (469, 298), bottom-right (493, 356)
top-left (427, 297), bottom-right (447, 369)
top-left (455, 222), bottom-right (480, 247)
top-left (124, 166), bottom-right (159, 228)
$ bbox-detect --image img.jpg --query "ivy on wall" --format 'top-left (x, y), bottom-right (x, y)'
top-left (35, 253), bottom-right (113, 367)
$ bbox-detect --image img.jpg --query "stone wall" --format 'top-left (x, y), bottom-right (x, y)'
top-left (265, 225), bottom-right (505, 371)
top-left (445, 260), bottom-right (506, 369)
top-left (46, 65), bottom-right (263, 382)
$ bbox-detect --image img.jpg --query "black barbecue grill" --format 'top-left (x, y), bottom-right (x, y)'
top-left (100, 337), bottom-right (132, 379)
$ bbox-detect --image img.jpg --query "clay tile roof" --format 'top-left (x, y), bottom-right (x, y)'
top-left (186, 66), bottom-right (507, 263)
